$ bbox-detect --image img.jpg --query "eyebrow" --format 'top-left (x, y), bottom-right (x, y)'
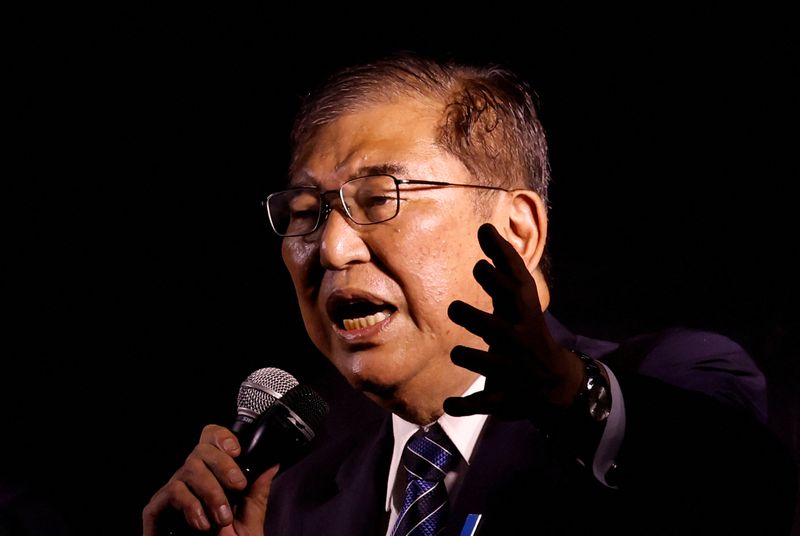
top-left (288, 162), bottom-right (409, 188)
top-left (353, 163), bottom-right (407, 178)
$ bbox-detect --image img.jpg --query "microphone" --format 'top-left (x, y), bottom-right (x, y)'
top-left (234, 380), bottom-right (329, 483)
top-left (163, 367), bottom-right (328, 534)
top-left (231, 367), bottom-right (299, 435)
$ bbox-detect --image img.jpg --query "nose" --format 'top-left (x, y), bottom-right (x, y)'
top-left (318, 205), bottom-right (370, 270)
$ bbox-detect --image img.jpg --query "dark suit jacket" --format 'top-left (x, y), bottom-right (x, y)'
top-left (266, 315), bottom-right (798, 535)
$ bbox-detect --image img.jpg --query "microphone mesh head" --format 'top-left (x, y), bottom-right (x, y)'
top-left (237, 367), bottom-right (299, 418)
top-left (280, 384), bottom-right (329, 433)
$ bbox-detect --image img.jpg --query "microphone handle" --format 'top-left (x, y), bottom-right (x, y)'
top-left (237, 402), bottom-right (314, 480)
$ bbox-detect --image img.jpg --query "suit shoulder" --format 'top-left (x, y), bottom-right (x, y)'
top-left (613, 327), bottom-right (767, 421)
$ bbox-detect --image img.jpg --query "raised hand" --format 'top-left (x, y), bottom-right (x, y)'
top-left (445, 223), bottom-right (584, 421)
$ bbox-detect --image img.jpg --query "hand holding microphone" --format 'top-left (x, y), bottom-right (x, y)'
top-left (142, 368), bottom-right (328, 535)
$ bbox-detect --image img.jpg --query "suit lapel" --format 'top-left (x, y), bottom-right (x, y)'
top-left (300, 415), bottom-right (393, 536)
top-left (444, 417), bottom-right (548, 535)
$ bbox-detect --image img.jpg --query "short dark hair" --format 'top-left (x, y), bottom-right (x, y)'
top-left (289, 53), bottom-right (552, 278)
top-left (290, 53), bottom-right (551, 203)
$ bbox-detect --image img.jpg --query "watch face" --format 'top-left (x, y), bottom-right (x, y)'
top-left (576, 353), bottom-right (611, 422)
top-left (587, 383), bottom-right (611, 422)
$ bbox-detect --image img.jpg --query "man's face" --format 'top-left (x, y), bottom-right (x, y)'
top-left (282, 98), bottom-right (499, 419)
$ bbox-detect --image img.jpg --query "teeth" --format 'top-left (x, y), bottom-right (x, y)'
top-left (342, 310), bottom-right (391, 331)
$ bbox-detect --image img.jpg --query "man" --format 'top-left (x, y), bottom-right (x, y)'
top-left (143, 54), bottom-right (797, 535)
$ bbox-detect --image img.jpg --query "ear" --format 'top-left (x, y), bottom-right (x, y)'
top-left (499, 190), bottom-right (548, 272)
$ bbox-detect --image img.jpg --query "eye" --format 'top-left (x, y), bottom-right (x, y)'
top-left (363, 194), bottom-right (393, 208)
top-left (290, 209), bottom-right (317, 220)
top-left (355, 185), bottom-right (394, 209)
top-left (288, 192), bottom-right (320, 220)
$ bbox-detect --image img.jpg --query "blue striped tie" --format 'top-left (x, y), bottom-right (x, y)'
top-left (392, 423), bottom-right (458, 536)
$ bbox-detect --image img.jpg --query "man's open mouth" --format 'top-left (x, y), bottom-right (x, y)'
top-left (327, 298), bottom-right (397, 331)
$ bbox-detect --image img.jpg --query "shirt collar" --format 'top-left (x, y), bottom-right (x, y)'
top-left (384, 376), bottom-right (488, 511)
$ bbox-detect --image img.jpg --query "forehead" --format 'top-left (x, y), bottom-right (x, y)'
top-left (291, 98), bottom-right (467, 188)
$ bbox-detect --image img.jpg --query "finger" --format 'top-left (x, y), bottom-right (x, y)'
top-left (235, 464), bottom-right (280, 532)
top-left (197, 425), bottom-right (247, 490)
top-left (451, 345), bottom-right (514, 377)
top-left (142, 480), bottom-right (211, 534)
top-left (473, 259), bottom-right (523, 319)
top-left (477, 224), bottom-right (544, 318)
top-left (473, 259), bottom-right (516, 297)
top-left (477, 223), bottom-right (530, 281)
top-left (179, 446), bottom-right (237, 527)
top-left (444, 391), bottom-right (505, 417)
top-left (189, 441), bottom-right (248, 492)
top-left (199, 424), bottom-right (241, 457)
top-left (143, 426), bottom-right (243, 536)
top-left (448, 300), bottom-right (508, 342)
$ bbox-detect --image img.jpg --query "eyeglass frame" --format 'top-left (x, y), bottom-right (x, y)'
top-left (262, 174), bottom-right (511, 237)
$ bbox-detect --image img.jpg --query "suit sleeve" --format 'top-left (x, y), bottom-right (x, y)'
top-left (604, 330), bottom-right (797, 534)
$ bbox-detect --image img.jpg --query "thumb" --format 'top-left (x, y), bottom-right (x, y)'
top-left (230, 464), bottom-right (280, 535)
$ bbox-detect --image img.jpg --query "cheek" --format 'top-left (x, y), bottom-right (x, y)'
top-left (281, 240), bottom-right (305, 288)
top-left (396, 212), bottom-right (486, 319)
top-left (281, 240), bottom-right (325, 330)
top-left (281, 239), bottom-right (317, 284)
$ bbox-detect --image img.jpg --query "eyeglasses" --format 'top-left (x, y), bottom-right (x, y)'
top-left (263, 174), bottom-right (509, 237)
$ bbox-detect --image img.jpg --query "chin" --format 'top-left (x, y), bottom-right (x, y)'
top-left (333, 357), bottom-right (406, 399)
top-left (341, 365), bottom-right (398, 393)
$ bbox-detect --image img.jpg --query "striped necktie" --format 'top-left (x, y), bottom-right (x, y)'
top-left (392, 423), bottom-right (458, 536)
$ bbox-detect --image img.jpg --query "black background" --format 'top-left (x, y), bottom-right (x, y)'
top-left (5, 5), bottom-right (799, 534)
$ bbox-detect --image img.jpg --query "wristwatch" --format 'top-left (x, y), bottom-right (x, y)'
top-left (571, 350), bottom-right (611, 423)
